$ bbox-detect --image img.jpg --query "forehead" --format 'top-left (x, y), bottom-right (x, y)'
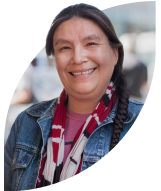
top-left (53, 17), bottom-right (107, 42)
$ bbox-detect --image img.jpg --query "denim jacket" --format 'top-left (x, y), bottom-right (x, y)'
top-left (4, 98), bottom-right (143, 191)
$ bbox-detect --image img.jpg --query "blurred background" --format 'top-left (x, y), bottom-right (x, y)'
top-left (4, 2), bottom-right (155, 144)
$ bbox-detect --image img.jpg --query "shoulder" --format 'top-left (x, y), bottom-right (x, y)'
top-left (20, 97), bottom-right (57, 123)
top-left (24, 98), bottom-right (58, 118)
top-left (128, 98), bottom-right (144, 116)
top-left (27, 99), bottom-right (55, 110)
top-left (128, 98), bottom-right (144, 105)
top-left (122, 98), bottom-right (144, 125)
top-left (118, 98), bottom-right (144, 140)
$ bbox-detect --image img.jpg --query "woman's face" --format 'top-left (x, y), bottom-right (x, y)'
top-left (53, 18), bottom-right (118, 100)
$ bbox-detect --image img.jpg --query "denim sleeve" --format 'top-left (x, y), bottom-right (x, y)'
top-left (4, 113), bottom-right (21, 191)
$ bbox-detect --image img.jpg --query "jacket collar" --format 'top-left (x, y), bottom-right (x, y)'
top-left (26, 98), bottom-right (135, 124)
top-left (26, 98), bottom-right (58, 118)
top-left (105, 99), bottom-right (135, 124)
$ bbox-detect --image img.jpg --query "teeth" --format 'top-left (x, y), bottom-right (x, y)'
top-left (72, 69), bottom-right (94, 76)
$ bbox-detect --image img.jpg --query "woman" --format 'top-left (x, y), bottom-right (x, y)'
top-left (4, 3), bottom-right (143, 190)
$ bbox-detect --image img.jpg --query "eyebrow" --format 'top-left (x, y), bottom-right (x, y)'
top-left (54, 34), bottom-right (101, 46)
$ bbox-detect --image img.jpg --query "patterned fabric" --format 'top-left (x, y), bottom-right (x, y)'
top-left (37, 82), bottom-right (116, 187)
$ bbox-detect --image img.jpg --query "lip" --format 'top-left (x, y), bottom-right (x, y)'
top-left (69, 67), bottom-right (97, 79)
top-left (69, 68), bottom-right (96, 73)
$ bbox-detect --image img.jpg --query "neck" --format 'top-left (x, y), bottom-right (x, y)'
top-left (67, 93), bottom-right (103, 114)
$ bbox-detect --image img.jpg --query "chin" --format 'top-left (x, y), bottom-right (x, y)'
top-left (72, 86), bottom-right (97, 96)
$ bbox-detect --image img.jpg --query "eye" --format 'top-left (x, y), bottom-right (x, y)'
top-left (86, 42), bottom-right (96, 46)
top-left (61, 46), bottom-right (70, 50)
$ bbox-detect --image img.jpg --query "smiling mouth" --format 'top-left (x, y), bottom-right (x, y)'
top-left (70, 68), bottom-right (96, 76)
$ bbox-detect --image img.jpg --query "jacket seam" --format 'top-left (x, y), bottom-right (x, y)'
top-left (15, 170), bottom-right (25, 191)
top-left (15, 144), bottom-right (40, 154)
top-left (83, 157), bottom-right (100, 160)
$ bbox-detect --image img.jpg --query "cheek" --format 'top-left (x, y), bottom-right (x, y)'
top-left (55, 58), bottom-right (65, 72)
top-left (94, 56), bottom-right (112, 71)
top-left (91, 48), bottom-right (111, 66)
top-left (55, 54), bottom-right (71, 71)
top-left (100, 52), bottom-right (116, 73)
top-left (97, 58), bottom-right (115, 82)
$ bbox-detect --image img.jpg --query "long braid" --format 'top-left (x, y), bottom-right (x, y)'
top-left (110, 71), bottom-right (129, 151)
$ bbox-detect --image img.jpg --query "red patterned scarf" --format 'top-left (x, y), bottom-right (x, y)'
top-left (37, 82), bottom-right (116, 187)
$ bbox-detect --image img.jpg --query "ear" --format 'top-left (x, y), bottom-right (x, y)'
top-left (113, 47), bottom-right (118, 65)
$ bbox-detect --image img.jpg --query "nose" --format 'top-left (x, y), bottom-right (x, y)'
top-left (71, 45), bottom-right (87, 65)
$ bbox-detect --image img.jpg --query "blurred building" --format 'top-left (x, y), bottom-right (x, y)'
top-left (103, 2), bottom-right (155, 102)
top-left (119, 31), bottom-right (155, 100)
top-left (103, 2), bottom-right (155, 37)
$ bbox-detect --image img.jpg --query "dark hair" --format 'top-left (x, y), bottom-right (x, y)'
top-left (46, 3), bottom-right (129, 151)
